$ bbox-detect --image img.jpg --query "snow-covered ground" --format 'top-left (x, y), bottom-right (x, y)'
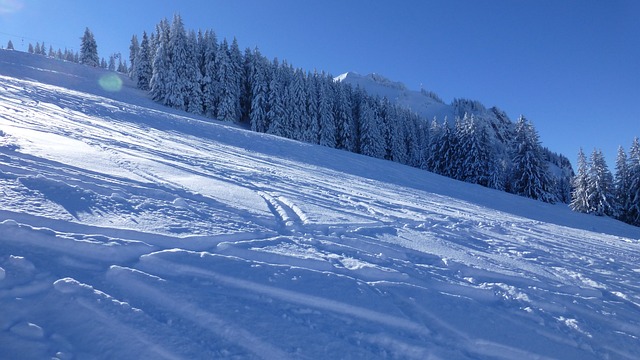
top-left (1, 50), bottom-right (639, 359)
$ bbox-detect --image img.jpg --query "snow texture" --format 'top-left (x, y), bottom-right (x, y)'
top-left (1, 49), bottom-right (640, 359)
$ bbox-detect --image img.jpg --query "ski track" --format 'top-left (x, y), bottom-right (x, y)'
top-left (2, 54), bottom-right (640, 359)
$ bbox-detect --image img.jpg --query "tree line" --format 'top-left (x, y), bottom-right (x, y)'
top-left (123, 14), bottom-right (572, 206)
top-left (14, 18), bottom-right (638, 226)
top-left (571, 139), bottom-right (640, 226)
top-left (7, 28), bottom-right (129, 74)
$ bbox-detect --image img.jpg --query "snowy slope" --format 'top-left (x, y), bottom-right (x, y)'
top-left (335, 71), bottom-right (452, 121)
top-left (1, 50), bottom-right (640, 359)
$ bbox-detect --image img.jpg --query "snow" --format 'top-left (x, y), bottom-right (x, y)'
top-left (1, 49), bottom-right (640, 359)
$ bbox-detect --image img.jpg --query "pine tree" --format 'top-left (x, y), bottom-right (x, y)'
top-left (334, 83), bottom-right (355, 152)
top-left (457, 113), bottom-right (492, 186)
top-left (163, 14), bottom-right (190, 110)
top-left (318, 75), bottom-right (337, 148)
top-left (511, 116), bottom-right (557, 203)
top-left (286, 68), bottom-right (308, 141)
top-left (570, 148), bottom-right (589, 213)
top-left (80, 27), bottom-right (99, 67)
top-left (201, 30), bottom-right (221, 118)
top-left (108, 55), bottom-right (116, 71)
top-left (266, 59), bottom-right (287, 137)
top-left (627, 137), bottom-right (640, 225)
top-left (129, 35), bottom-right (139, 79)
top-left (150, 18), bottom-right (171, 104)
top-left (586, 149), bottom-right (615, 216)
top-left (614, 146), bottom-right (630, 221)
top-left (6, 40), bottom-right (14, 50)
top-left (249, 48), bottom-right (269, 133)
top-left (28, 43), bottom-right (34, 54)
top-left (185, 30), bottom-right (204, 115)
top-left (302, 71), bottom-right (320, 143)
top-left (358, 97), bottom-right (385, 159)
top-left (216, 38), bottom-right (244, 122)
top-left (34, 42), bottom-right (41, 55)
top-left (135, 31), bottom-right (152, 90)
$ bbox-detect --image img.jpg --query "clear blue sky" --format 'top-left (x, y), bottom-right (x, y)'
top-left (1, 0), bottom-right (638, 167)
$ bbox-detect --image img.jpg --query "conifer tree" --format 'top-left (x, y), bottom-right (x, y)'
top-left (627, 137), bottom-right (640, 225)
top-left (318, 75), bottom-right (337, 148)
top-left (266, 59), bottom-right (287, 137)
top-left (150, 19), bottom-right (171, 104)
top-left (108, 55), bottom-right (116, 71)
top-left (286, 69), bottom-right (308, 141)
top-left (185, 30), bottom-right (204, 115)
top-left (570, 148), bottom-right (589, 213)
top-left (614, 146), bottom-right (630, 221)
top-left (28, 43), bottom-right (34, 53)
top-left (334, 83), bottom-right (355, 152)
top-left (80, 27), bottom-right (99, 67)
top-left (358, 98), bottom-right (385, 159)
top-left (129, 35), bottom-right (139, 79)
top-left (135, 31), bottom-right (152, 90)
top-left (586, 149), bottom-right (615, 216)
top-left (249, 48), bottom-right (269, 133)
top-left (511, 116), bottom-right (556, 203)
top-left (6, 40), bottom-right (14, 50)
top-left (201, 30), bottom-right (220, 118)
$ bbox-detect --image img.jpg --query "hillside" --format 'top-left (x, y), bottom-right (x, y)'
top-left (1, 50), bottom-right (640, 359)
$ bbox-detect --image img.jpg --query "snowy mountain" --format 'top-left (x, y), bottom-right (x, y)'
top-left (336, 71), bottom-right (574, 199)
top-left (335, 71), bottom-right (450, 120)
top-left (1, 49), bottom-right (640, 359)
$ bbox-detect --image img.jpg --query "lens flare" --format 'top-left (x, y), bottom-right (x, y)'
top-left (98, 74), bottom-right (123, 92)
top-left (0, 0), bottom-right (24, 14)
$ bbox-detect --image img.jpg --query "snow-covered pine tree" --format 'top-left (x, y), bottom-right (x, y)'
top-left (240, 47), bottom-right (254, 124)
top-left (614, 146), bottom-right (630, 222)
top-left (627, 137), bottom-right (640, 225)
top-left (163, 14), bottom-right (190, 111)
top-left (216, 39), bottom-right (242, 122)
top-left (185, 30), bottom-right (204, 115)
top-left (128, 35), bottom-right (139, 79)
top-left (249, 48), bottom-right (270, 133)
top-left (586, 149), bottom-right (615, 216)
top-left (201, 30), bottom-right (220, 118)
top-left (426, 117), bottom-right (444, 174)
top-left (302, 71), bottom-right (320, 143)
top-left (286, 68), bottom-right (308, 141)
top-left (402, 110), bottom-right (429, 168)
top-left (150, 18), bottom-right (171, 105)
top-left (135, 31), bottom-right (152, 90)
top-left (80, 27), bottom-right (99, 67)
top-left (334, 82), bottom-right (356, 152)
top-left (457, 113), bottom-right (492, 186)
top-left (266, 59), bottom-right (287, 137)
top-left (510, 115), bottom-right (557, 203)
top-left (358, 97), bottom-right (385, 159)
top-left (440, 118), bottom-right (459, 178)
top-left (318, 74), bottom-right (337, 148)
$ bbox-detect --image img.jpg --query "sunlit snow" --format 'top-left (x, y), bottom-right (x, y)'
top-left (1, 49), bottom-right (640, 359)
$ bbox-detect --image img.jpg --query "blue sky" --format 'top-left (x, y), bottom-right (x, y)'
top-left (1, 0), bottom-right (638, 167)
